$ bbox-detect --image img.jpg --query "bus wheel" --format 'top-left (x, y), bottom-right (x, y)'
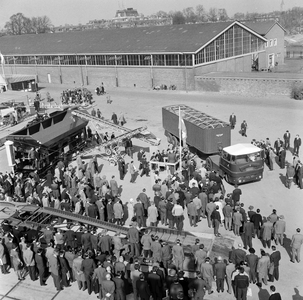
top-left (167, 132), bottom-right (173, 144)
top-left (205, 157), bottom-right (213, 171)
top-left (172, 136), bottom-right (178, 148)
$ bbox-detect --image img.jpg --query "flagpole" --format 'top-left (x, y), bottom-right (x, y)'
top-left (179, 106), bottom-right (182, 174)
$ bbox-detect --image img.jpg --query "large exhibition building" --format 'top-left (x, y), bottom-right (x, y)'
top-left (0, 20), bottom-right (285, 90)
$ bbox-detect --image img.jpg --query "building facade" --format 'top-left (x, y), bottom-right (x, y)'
top-left (0, 21), bottom-right (275, 91)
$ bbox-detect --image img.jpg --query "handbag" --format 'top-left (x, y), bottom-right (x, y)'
top-left (188, 288), bottom-right (196, 298)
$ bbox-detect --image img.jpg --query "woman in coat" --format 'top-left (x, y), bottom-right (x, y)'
top-left (10, 244), bottom-right (24, 280)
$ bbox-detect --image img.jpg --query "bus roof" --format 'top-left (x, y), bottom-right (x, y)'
top-left (223, 143), bottom-right (261, 156)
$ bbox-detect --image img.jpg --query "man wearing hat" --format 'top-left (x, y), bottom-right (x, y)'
top-left (274, 216), bottom-right (286, 246)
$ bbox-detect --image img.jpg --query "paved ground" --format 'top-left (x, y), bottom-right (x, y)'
top-left (0, 84), bottom-right (303, 299)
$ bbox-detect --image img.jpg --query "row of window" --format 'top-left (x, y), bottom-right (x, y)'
top-left (265, 38), bottom-right (278, 48)
top-left (194, 24), bottom-right (265, 65)
top-left (4, 54), bottom-right (193, 67)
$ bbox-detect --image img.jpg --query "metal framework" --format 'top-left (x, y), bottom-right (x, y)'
top-left (165, 104), bottom-right (229, 129)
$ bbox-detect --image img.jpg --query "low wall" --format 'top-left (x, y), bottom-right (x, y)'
top-left (195, 76), bottom-right (302, 96)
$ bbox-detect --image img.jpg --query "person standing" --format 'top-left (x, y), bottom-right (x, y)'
top-left (102, 273), bottom-right (115, 300)
top-left (234, 267), bottom-right (249, 300)
top-left (194, 244), bottom-right (207, 272)
top-left (226, 259), bottom-right (235, 294)
top-left (233, 208), bottom-right (243, 236)
top-left (110, 176), bottom-right (119, 197)
top-left (113, 271), bottom-right (125, 300)
top-left (285, 163), bottom-right (295, 189)
top-left (206, 200), bottom-right (216, 228)
top-left (283, 130), bottom-right (291, 150)
top-left (214, 256), bottom-right (226, 293)
top-left (293, 134), bottom-right (301, 156)
top-left (229, 113), bottom-right (236, 129)
top-left (274, 138), bottom-right (283, 155)
top-left (243, 218), bottom-right (255, 250)
top-left (172, 239), bottom-right (184, 271)
top-left (189, 271), bottom-right (212, 299)
top-left (245, 248), bottom-right (258, 284)
top-left (81, 252), bottom-right (96, 295)
top-left (35, 248), bottom-right (47, 286)
top-left (129, 161), bottom-right (137, 183)
top-left (269, 246), bottom-right (281, 282)
top-left (127, 222), bottom-right (140, 257)
top-left (241, 120), bottom-right (247, 137)
top-left (200, 257), bottom-right (214, 295)
top-left (187, 200), bottom-right (198, 227)
top-left (48, 250), bottom-right (62, 290)
top-left (223, 203), bottom-right (233, 231)
top-left (257, 250), bottom-right (270, 286)
top-left (279, 147), bottom-right (286, 169)
top-left (23, 243), bottom-right (37, 281)
top-left (148, 201), bottom-right (158, 227)
top-left (147, 266), bottom-right (163, 300)
top-left (291, 228), bottom-right (303, 263)
top-left (274, 215), bottom-right (286, 246)
top-left (10, 244), bottom-right (24, 281)
top-left (136, 273), bottom-right (151, 300)
top-left (111, 112), bottom-right (118, 125)
top-left (261, 218), bottom-right (273, 248)
top-left (211, 206), bottom-right (222, 237)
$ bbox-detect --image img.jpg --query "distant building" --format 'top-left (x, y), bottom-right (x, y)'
top-left (114, 8), bottom-right (139, 19)
top-left (244, 21), bottom-right (286, 68)
top-left (0, 21), bottom-right (268, 90)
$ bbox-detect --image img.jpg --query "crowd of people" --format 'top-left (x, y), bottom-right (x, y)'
top-left (1, 141), bottom-right (302, 300)
top-left (60, 88), bottom-right (93, 105)
top-left (0, 107), bottom-right (302, 300)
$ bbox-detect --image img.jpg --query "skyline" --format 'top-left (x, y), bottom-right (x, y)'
top-left (0, 0), bottom-right (303, 29)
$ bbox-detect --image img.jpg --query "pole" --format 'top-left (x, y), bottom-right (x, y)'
top-left (179, 106), bottom-right (182, 173)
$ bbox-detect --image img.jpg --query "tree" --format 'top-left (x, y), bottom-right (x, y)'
top-left (218, 8), bottom-right (229, 21)
top-left (4, 13), bottom-right (52, 35)
top-left (5, 13), bottom-right (32, 35)
top-left (208, 7), bottom-right (218, 22)
top-left (233, 12), bottom-right (245, 20)
top-left (182, 7), bottom-right (196, 23)
top-left (195, 4), bottom-right (207, 22)
top-left (31, 16), bottom-right (52, 33)
top-left (172, 11), bottom-right (186, 25)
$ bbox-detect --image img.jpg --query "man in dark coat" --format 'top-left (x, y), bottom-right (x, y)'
top-left (269, 246), bottom-right (281, 282)
top-left (147, 266), bottom-right (163, 300)
top-left (87, 202), bottom-right (98, 219)
top-left (188, 271), bottom-right (212, 299)
top-left (81, 229), bottom-right (92, 252)
top-left (113, 271), bottom-right (125, 300)
top-left (81, 252), bottom-right (96, 295)
top-left (63, 225), bottom-right (76, 248)
top-left (59, 250), bottom-right (71, 287)
top-left (111, 112), bottom-right (118, 125)
top-left (279, 148), bottom-right (286, 169)
top-left (294, 134), bottom-right (301, 156)
top-left (283, 130), bottom-right (291, 150)
top-left (136, 273), bottom-right (151, 300)
top-left (243, 218), bottom-right (255, 250)
top-left (245, 247), bottom-right (258, 283)
top-left (229, 113), bottom-right (236, 129)
top-left (35, 248), bottom-right (47, 286)
top-left (234, 267), bottom-right (249, 299)
top-left (250, 209), bottom-right (263, 238)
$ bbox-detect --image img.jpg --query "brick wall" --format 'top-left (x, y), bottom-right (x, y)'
top-left (195, 76), bottom-right (300, 96)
